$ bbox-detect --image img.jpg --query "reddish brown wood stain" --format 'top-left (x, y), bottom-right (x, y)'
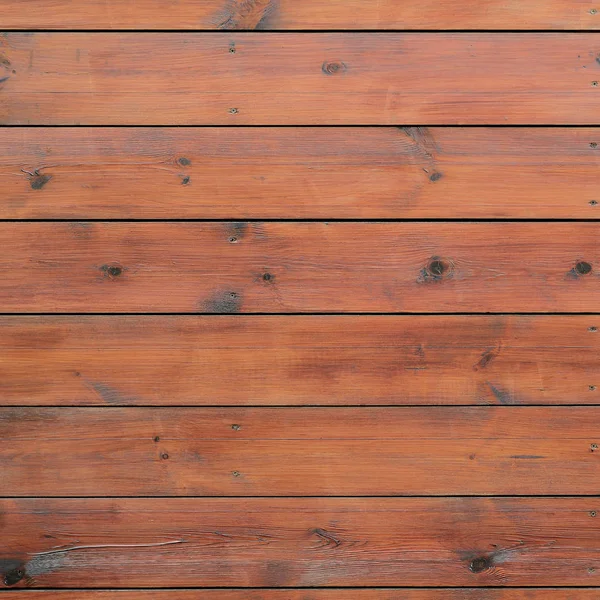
top-left (0, 2), bottom-right (598, 596)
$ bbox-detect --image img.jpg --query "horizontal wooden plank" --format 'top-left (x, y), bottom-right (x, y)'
top-left (2, 498), bottom-right (599, 587)
top-left (1, 223), bottom-right (599, 312)
top-left (2, 316), bottom-right (597, 406)
top-left (3, 127), bottom-right (600, 219)
top-left (0, 589), bottom-right (591, 596)
top-left (2, 34), bottom-right (600, 124)
top-left (2, 407), bottom-right (599, 496)
top-left (2, 0), bottom-right (599, 30)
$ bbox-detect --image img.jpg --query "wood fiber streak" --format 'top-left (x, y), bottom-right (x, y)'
top-left (0, 316), bottom-right (598, 406)
top-left (1, 222), bottom-right (600, 312)
top-left (1, 0), bottom-right (598, 30)
top-left (0, 591), bottom-right (598, 599)
top-left (1, 498), bottom-right (599, 587)
top-left (3, 127), bottom-right (600, 219)
top-left (3, 34), bottom-right (600, 124)
top-left (2, 407), bottom-right (600, 496)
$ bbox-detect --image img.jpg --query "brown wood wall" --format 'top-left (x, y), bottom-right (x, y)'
top-left (0, 1), bottom-right (599, 597)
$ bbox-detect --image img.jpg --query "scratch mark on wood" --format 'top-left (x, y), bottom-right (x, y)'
top-left (32, 540), bottom-right (186, 557)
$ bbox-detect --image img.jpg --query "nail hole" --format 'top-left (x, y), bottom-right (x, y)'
top-left (591, 443), bottom-right (598, 451)
top-left (575, 261), bottom-right (593, 276)
top-left (231, 424), bottom-right (241, 431)
top-left (593, 81), bottom-right (599, 86)
top-left (591, 142), bottom-right (598, 148)
top-left (263, 272), bottom-right (273, 281)
top-left (229, 236), bottom-right (238, 243)
top-left (589, 326), bottom-right (598, 332)
top-left (590, 385), bottom-right (597, 391)
top-left (591, 8), bottom-right (598, 14)
top-left (591, 511), bottom-right (597, 517)
top-left (154, 436), bottom-right (160, 442)
top-left (232, 470), bottom-right (241, 477)
top-left (229, 43), bottom-right (236, 53)
top-left (229, 108), bottom-right (239, 114)
top-left (590, 200), bottom-right (598, 206)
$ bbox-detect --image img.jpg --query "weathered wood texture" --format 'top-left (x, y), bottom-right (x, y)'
top-left (3, 127), bottom-right (600, 219)
top-left (2, 498), bottom-right (599, 587)
top-left (2, 407), bottom-right (599, 496)
top-left (2, 34), bottom-right (600, 125)
top-left (1, 316), bottom-right (597, 406)
top-left (2, 0), bottom-right (598, 30)
top-left (1, 222), bottom-right (599, 313)
top-left (1, 591), bottom-right (598, 600)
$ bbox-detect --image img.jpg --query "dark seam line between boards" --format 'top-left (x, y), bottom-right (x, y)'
top-left (1, 219), bottom-right (600, 223)
top-left (0, 312), bottom-right (600, 316)
top-left (4, 124), bottom-right (600, 128)
top-left (5, 404), bottom-right (600, 408)
top-left (3, 29), bottom-right (600, 33)
top-left (3, 494), bottom-right (600, 499)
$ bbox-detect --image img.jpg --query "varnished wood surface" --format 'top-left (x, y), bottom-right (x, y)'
top-left (1, 590), bottom-right (598, 599)
top-left (3, 127), bottom-right (600, 219)
top-left (3, 34), bottom-right (600, 124)
top-left (2, 0), bottom-right (598, 30)
top-left (1, 222), bottom-right (599, 313)
top-left (2, 407), bottom-right (599, 496)
top-left (2, 498), bottom-right (599, 587)
top-left (1, 316), bottom-right (598, 406)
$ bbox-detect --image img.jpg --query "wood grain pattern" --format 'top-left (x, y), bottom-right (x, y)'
top-left (1, 316), bottom-right (598, 406)
top-left (1, 222), bottom-right (599, 313)
top-left (0, 591), bottom-right (598, 599)
top-left (2, 0), bottom-right (599, 30)
top-left (2, 498), bottom-right (599, 587)
top-left (3, 34), bottom-right (600, 125)
top-left (2, 407), bottom-right (599, 496)
top-left (3, 127), bottom-right (600, 219)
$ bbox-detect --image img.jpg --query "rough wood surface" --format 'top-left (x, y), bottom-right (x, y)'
top-left (2, 0), bottom-right (598, 30)
top-left (0, 591), bottom-right (597, 599)
top-left (1, 222), bottom-right (599, 313)
top-left (2, 407), bottom-right (599, 496)
top-left (1, 498), bottom-right (599, 587)
top-left (1, 316), bottom-right (597, 406)
top-left (3, 127), bottom-right (600, 219)
top-left (3, 34), bottom-right (600, 124)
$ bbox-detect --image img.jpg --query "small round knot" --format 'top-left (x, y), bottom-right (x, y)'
top-left (161, 453), bottom-right (169, 460)
top-left (3, 568), bottom-right (25, 587)
top-left (426, 257), bottom-right (452, 278)
top-left (429, 172), bottom-right (443, 182)
top-left (322, 61), bottom-right (347, 75)
top-left (101, 264), bottom-right (123, 278)
top-left (575, 261), bottom-right (593, 276)
top-left (177, 157), bottom-right (191, 167)
top-left (469, 556), bottom-right (491, 573)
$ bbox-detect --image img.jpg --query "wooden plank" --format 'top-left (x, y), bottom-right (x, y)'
top-left (2, 34), bottom-right (600, 125)
top-left (2, 407), bottom-right (600, 496)
top-left (1, 222), bottom-right (600, 313)
top-left (2, 316), bottom-right (597, 406)
top-left (0, 591), bottom-right (598, 600)
top-left (3, 127), bottom-right (600, 219)
top-left (1, 498), bottom-right (599, 587)
top-left (2, 0), bottom-right (599, 30)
